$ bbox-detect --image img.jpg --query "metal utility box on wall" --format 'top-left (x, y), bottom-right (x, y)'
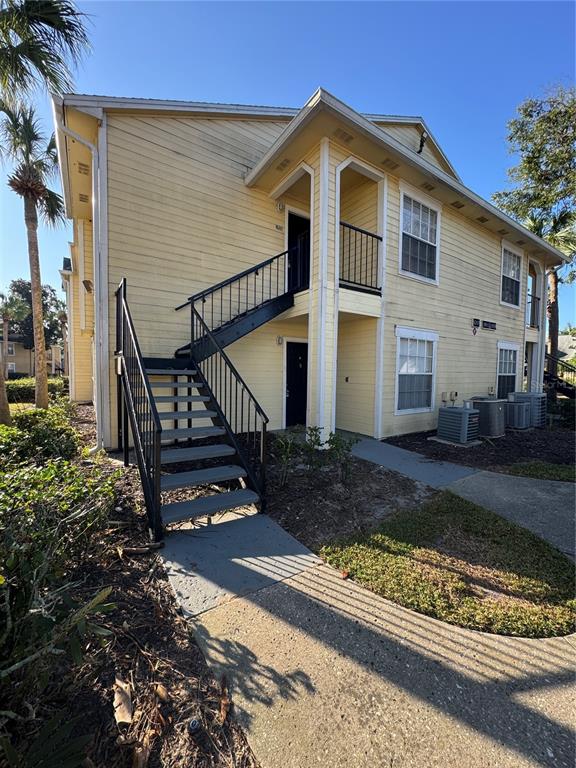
top-left (511, 392), bottom-right (547, 428)
top-left (506, 401), bottom-right (531, 430)
top-left (468, 397), bottom-right (506, 437)
top-left (437, 406), bottom-right (480, 445)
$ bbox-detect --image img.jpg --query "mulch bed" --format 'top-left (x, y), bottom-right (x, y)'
top-left (60, 409), bottom-right (259, 768)
top-left (265, 438), bottom-right (432, 551)
top-left (385, 427), bottom-right (575, 472)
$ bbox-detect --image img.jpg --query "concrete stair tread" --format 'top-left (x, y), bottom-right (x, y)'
top-left (160, 464), bottom-right (247, 491)
top-left (158, 410), bottom-right (217, 420)
top-left (162, 488), bottom-right (260, 525)
top-left (154, 395), bottom-right (210, 403)
top-left (161, 444), bottom-right (236, 464)
top-left (161, 426), bottom-right (224, 441)
top-left (151, 381), bottom-right (203, 389)
top-left (147, 368), bottom-right (197, 375)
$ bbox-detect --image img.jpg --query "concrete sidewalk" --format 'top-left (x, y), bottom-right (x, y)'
top-left (162, 512), bottom-right (576, 768)
top-left (353, 438), bottom-right (576, 559)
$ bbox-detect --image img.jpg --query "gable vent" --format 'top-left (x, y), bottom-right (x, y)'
top-left (381, 158), bottom-right (400, 170)
top-left (420, 182), bottom-right (435, 192)
top-left (333, 127), bottom-right (354, 144)
top-left (79, 193), bottom-right (89, 203)
top-left (276, 158), bottom-right (290, 172)
top-left (516, 239), bottom-right (526, 245)
top-left (476, 216), bottom-right (489, 224)
top-left (497, 229), bottom-right (509, 235)
top-left (77, 161), bottom-right (89, 175)
top-left (451, 200), bottom-right (465, 209)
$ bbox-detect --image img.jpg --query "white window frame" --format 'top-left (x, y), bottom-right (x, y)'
top-left (7, 342), bottom-right (15, 356)
top-left (496, 340), bottom-right (520, 398)
top-left (7, 362), bottom-right (16, 373)
top-left (394, 325), bottom-right (439, 415)
top-left (398, 183), bottom-right (442, 286)
top-left (500, 242), bottom-right (523, 309)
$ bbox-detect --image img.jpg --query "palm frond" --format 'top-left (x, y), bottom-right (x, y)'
top-left (0, 0), bottom-right (89, 100)
top-left (38, 186), bottom-right (65, 226)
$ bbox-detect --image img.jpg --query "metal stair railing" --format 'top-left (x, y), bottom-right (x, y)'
top-left (545, 352), bottom-right (576, 391)
top-left (115, 278), bottom-right (163, 540)
top-left (190, 306), bottom-right (269, 498)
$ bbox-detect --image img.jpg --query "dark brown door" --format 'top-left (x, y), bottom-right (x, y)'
top-left (286, 341), bottom-right (308, 427)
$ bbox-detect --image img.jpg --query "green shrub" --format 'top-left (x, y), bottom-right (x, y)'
top-left (5, 377), bottom-right (66, 403)
top-left (0, 405), bottom-right (80, 463)
top-left (0, 458), bottom-right (118, 692)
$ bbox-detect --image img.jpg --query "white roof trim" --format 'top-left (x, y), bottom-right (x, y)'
top-left (245, 88), bottom-right (566, 265)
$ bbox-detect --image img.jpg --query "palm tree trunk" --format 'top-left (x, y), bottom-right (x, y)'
top-left (2, 317), bottom-right (8, 378)
top-left (547, 268), bottom-right (559, 382)
top-left (0, 355), bottom-right (11, 426)
top-left (24, 196), bottom-right (49, 409)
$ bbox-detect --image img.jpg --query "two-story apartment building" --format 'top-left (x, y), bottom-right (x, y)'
top-left (52, 88), bottom-right (565, 537)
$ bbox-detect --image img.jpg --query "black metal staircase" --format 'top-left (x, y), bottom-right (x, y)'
top-left (544, 352), bottom-right (576, 399)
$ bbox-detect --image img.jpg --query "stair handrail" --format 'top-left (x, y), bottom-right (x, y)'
top-left (115, 278), bottom-right (163, 539)
top-left (545, 351), bottom-right (576, 372)
top-left (175, 248), bottom-right (292, 309)
top-left (190, 304), bottom-right (269, 495)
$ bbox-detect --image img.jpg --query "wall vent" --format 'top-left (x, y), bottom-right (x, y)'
top-left (276, 158), bottom-right (290, 172)
top-left (333, 127), bottom-right (354, 144)
top-left (451, 200), bottom-right (465, 209)
top-left (516, 239), bottom-right (525, 245)
top-left (77, 161), bottom-right (89, 175)
top-left (476, 216), bottom-right (489, 224)
top-left (420, 182), bottom-right (435, 192)
top-left (381, 158), bottom-right (399, 170)
top-left (79, 193), bottom-right (89, 203)
top-left (497, 229), bottom-right (508, 235)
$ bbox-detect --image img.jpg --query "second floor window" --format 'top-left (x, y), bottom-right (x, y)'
top-left (401, 193), bottom-right (439, 282)
top-left (501, 247), bottom-right (521, 307)
top-left (7, 342), bottom-right (14, 356)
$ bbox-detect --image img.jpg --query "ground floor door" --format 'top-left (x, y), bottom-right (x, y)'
top-left (287, 213), bottom-right (310, 292)
top-left (285, 341), bottom-right (308, 427)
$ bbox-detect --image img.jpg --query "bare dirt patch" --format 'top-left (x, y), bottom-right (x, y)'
top-left (385, 426), bottom-right (574, 473)
top-left (265, 438), bottom-right (433, 551)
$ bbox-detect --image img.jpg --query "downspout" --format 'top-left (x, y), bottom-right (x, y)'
top-left (52, 96), bottom-right (105, 448)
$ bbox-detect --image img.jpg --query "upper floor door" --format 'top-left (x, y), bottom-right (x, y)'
top-left (287, 212), bottom-right (310, 292)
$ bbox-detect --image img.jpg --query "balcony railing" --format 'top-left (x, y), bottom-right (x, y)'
top-left (339, 222), bottom-right (382, 293)
top-left (526, 294), bottom-right (540, 329)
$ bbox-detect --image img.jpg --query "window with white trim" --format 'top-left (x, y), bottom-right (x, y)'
top-left (401, 194), bottom-right (439, 281)
top-left (7, 362), bottom-right (16, 373)
top-left (7, 342), bottom-right (14, 356)
top-left (497, 344), bottom-right (518, 398)
top-left (395, 328), bottom-right (438, 412)
top-left (501, 247), bottom-right (521, 306)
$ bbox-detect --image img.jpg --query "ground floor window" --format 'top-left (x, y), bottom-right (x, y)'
top-left (497, 342), bottom-right (519, 398)
top-left (7, 362), bottom-right (16, 373)
top-left (395, 326), bottom-right (438, 413)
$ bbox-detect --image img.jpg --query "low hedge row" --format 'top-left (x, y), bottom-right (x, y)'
top-left (5, 376), bottom-right (67, 403)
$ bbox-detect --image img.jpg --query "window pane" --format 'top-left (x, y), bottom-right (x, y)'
top-left (497, 374), bottom-right (516, 399)
top-left (397, 335), bottom-right (435, 411)
top-left (501, 275), bottom-right (520, 305)
top-left (402, 233), bottom-right (437, 280)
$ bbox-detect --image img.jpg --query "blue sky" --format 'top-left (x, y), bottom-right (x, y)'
top-left (1, 0), bottom-right (574, 326)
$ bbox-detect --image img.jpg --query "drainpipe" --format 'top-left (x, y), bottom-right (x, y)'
top-left (52, 96), bottom-right (104, 449)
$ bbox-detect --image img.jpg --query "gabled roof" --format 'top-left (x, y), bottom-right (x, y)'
top-left (246, 88), bottom-right (566, 266)
top-left (55, 91), bottom-right (459, 178)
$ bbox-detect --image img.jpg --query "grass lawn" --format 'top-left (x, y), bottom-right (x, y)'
top-left (321, 491), bottom-right (575, 638)
top-left (498, 461), bottom-right (575, 482)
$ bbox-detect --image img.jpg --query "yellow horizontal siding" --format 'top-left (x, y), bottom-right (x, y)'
top-left (336, 315), bottom-right (377, 435)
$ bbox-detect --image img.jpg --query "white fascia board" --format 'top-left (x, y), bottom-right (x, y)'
top-left (247, 88), bottom-right (566, 265)
top-left (51, 95), bottom-right (73, 218)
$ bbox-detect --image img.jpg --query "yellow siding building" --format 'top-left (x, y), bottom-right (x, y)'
top-left (53, 88), bottom-right (564, 451)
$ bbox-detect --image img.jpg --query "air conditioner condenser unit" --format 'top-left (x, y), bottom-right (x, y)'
top-left (510, 392), bottom-right (546, 428)
top-left (437, 406), bottom-right (480, 445)
top-left (468, 397), bottom-right (506, 437)
top-left (506, 401), bottom-right (531, 430)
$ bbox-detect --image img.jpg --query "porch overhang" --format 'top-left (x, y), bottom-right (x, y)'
top-left (245, 88), bottom-right (567, 267)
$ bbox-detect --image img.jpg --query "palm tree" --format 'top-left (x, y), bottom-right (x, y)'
top-left (1, 104), bottom-right (65, 408)
top-left (0, 290), bottom-right (28, 376)
top-left (524, 211), bottom-right (576, 376)
top-left (0, 0), bottom-right (88, 103)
